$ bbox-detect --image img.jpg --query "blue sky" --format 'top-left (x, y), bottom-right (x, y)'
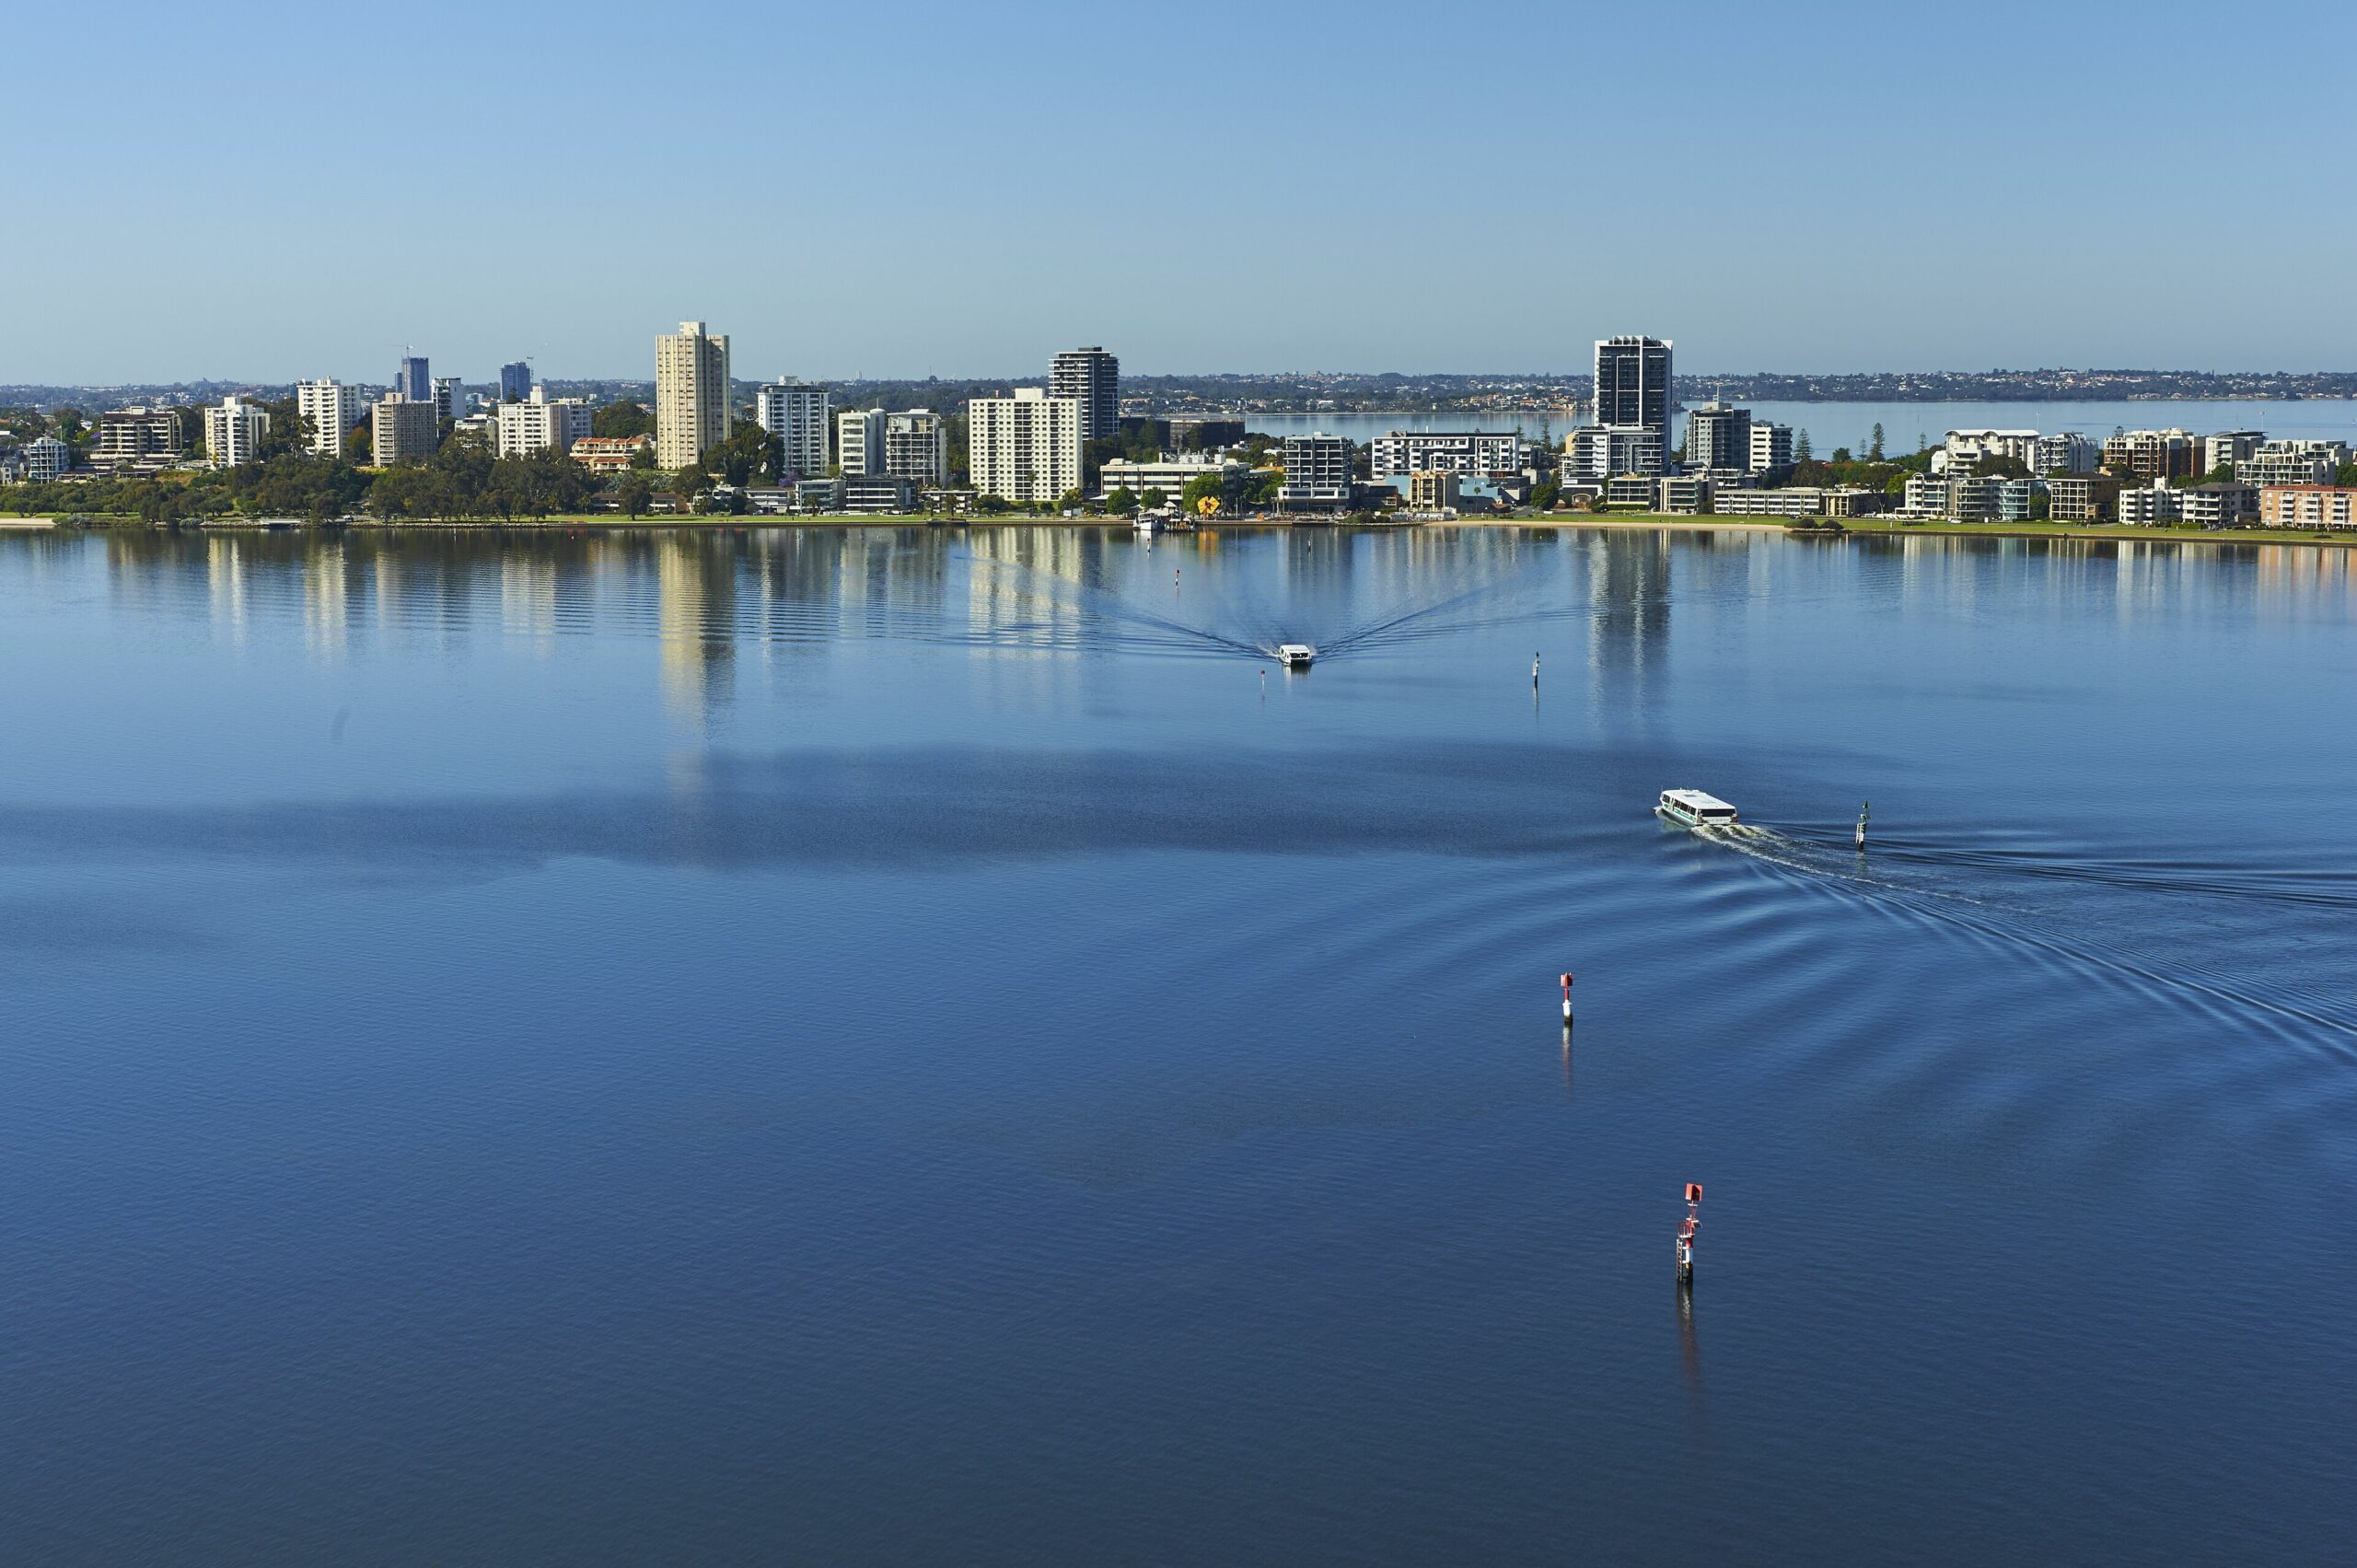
top-left (9, 0), bottom-right (2352, 383)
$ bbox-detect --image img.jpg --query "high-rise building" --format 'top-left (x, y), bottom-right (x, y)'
top-left (499, 361), bottom-right (533, 402)
top-left (884, 411), bottom-right (947, 485)
top-left (1278, 433), bottom-right (1353, 508)
top-left (967, 388), bottom-right (1083, 503)
top-left (296, 380), bottom-right (362, 459)
top-left (756, 378), bottom-right (830, 481)
top-left (395, 354), bottom-right (431, 403)
top-left (372, 395), bottom-right (441, 467)
top-left (494, 387), bottom-right (595, 458)
top-left (1748, 422), bottom-right (1794, 474)
top-left (432, 377), bottom-right (464, 424)
top-left (204, 397), bottom-right (270, 468)
top-left (1595, 336), bottom-right (1673, 434)
top-left (837, 408), bottom-right (887, 477)
top-left (656, 320), bottom-right (731, 469)
top-left (1683, 401), bottom-right (1751, 471)
top-left (1051, 346), bottom-right (1120, 444)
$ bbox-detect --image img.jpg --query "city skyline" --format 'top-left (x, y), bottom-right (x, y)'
top-left (8, 0), bottom-right (2355, 384)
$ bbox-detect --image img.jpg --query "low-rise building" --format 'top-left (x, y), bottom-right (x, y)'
top-left (792, 476), bottom-right (842, 511)
top-left (2103, 428), bottom-right (2200, 482)
top-left (570, 435), bottom-right (651, 472)
top-left (1821, 486), bottom-right (1892, 517)
top-left (1903, 474), bottom-right (1951, 515)
top-left (371, 396), bottom-right (441, 468)
top-left (1278, 433), bottom-right (1353, 508)
top-left (1714, 487), bottom-right (1826, 518)
top-left (1564, 424), bottom-right (1665, 479)
top-left (2031, 433), bottom-right (2098, 475)
top-left (2259, 484), bottom-right (2357, 529)
top-left (19, 435), bottom-right (72, 482)
top-left (841, 474), bottom-right (916, 513)
top-left (1937, 429), bottom-right (2040, 474)
top-left (1656, 475), bottom-right (1713, 515)
top-left (1168, 417), bottom-right (1245, 451)
top-left (2115, 484), bottom-right (2182, 527)
top-left (1099, 455), bottom-right (1243, 505)
top-left (2046, 474), bottom-right (2122, 521)
top-left (2239, 439), bottom-right (2348, 489)
top-left (2204, 430), bottom-right (2265, 471)
top-left (1408, 470), bottom-right (1462, 513)
top-left (2177, 482), bottom-right (2258, 529)
top-left (1368, 429), bottom-right (1524, 480)
top-left (92, 406), bottom-right (188, 468)
top-left (494, 387), bottom-right (595, 458)
top-left (1604, 474), bottom-right (1657, 507)
top-left (204, 397), bottom-right (270, 468)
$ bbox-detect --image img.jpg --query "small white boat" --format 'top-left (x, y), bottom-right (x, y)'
top-left (1276, 644), bottom-right (1317, 668)
top-left (1134, 514), bottom-right (1158, 533)
top-left (1657, 788), bottom-right (1737, 827)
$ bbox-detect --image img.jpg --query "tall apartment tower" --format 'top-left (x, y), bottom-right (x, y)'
top-left (203, 397), bottom-right (271, 468)
top-left (1595, 336), bottom-right (1673, 435)
top-left (372, 396), bottom-right (442, 467)
top-left (395, 354), bottom-right (431, 403)
top-left (499, 361), bottom-right (533, 402)
top-left (756, 377), bottom-right (831, 481)
top-left (883, 412), bottom-right (947, 485)
top-left (968, 388), bottom-right (1082, 503)
top-left (837, 408), bottom-right (887, 477)
top-left (1051, 346), bottom-right (1120, 444)
top-left (296, 378), bottom-right (362, 459)
top-left (433, 377), bottom-right (464, 424)
top-left (1683, 401), bottom-right (1750, 471)
top-left (656, 320), bottom-right (732, 469)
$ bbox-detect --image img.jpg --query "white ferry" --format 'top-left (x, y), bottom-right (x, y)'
top-left (1657, 789), bottom-right (1737, 828)
top-left (1276, 644), bottom-right (1317, 668)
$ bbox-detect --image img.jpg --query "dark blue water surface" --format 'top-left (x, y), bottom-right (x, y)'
top-left (2, 525), bottom-right (2352, 1565)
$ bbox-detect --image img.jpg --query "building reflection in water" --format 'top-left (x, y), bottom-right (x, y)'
top-left (303, 540), bottom-right (347, 659)
top-left (206, 535), bottom-right (247, 645)
top-left (656, 530), bottom-right (737, 726)
top-left (1584, 528), bottom-right (1670, 714)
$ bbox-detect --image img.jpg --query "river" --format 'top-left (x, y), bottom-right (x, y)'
top-left (0, 524), bottom-right (2350, 1563)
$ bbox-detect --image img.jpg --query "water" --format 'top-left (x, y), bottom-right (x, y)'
top-left (1246, 398), bottom-right (2357, 455)
top-left (2, 525), bottom-right (2352, 1564)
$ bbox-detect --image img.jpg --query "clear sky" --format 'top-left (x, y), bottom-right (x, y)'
top-left (9, 0), bottom-right (2353, 384)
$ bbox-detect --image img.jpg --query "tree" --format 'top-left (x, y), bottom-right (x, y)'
top-left (1869, 423), bottom-right (1886, 462)
top-left (1531, 480), bottom-right (1562, 511)
top-left (1794, 429), bottom-right (1814, 461)
top-left (1140, 486), bottom-right (1167, 510)
top-left (617, 472), bottom-right (653, 518)
top-left (1831, 447), bottom-right (1854, 464)
top-left (1179, 474), bottom-right (1224, 515)
top-left (592, 401), bottom-right (653, 438)
top-left (52, 408), bottom-right (89, 456)
top-left (2337, 461), bottom-right (2357, 487)
top-left (1057, 488), bottom-right (1086, 513)
top-left (1107, 485), bottom-right (1137, 513)
top-left (629, 442), bottom-right (655, 470)
top-left (712, 418), bottom-right (780, 485)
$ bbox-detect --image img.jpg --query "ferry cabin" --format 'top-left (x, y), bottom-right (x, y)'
top-left (1658, 789), bottom-right (1737, 827)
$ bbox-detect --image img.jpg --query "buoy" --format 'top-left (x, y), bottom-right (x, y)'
top-left (1533, 651), bottom-right (1541, 688)
top-left (1854, 799), bottom-right (1870, 852)
top-left (1559, 971), bottom-right (1574, 1025)
top-left (1677, 1182), bottom-right (1702, 1284)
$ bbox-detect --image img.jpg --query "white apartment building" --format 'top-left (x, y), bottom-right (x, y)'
top-left (2240, 439), bottom-right (2348, 488)
top-left (755, 378), bottom-right (830, 481)
top-left (837, 408), bottom-right (886, 477)
top-left (1714, 488), bottom-right (1828, 517)
top-left (1098, 456), bottom-right (1242, 504)
top-left (2204, 430), bottom-right (2265, 471)
top-left (656, 320), bottom-right (731, 469)
top-left (2116, 483), bottom-right (2182, 527)
top-left (2031, 433), bottom-right (2098, 474)
top-left (1279, 434), bottom-right (1353, 508)
top-left (372, 396), bottom-right (441, 467)
top-left (494, 387), bottom-right (595, 458)
top-left (204, 397), bottom-right (270, 468)
top-left (20, 435), bottom-right (71, 482)
top-left (433, 377), bottom-right (465, 424)
top-left (2177, 483), bottom-right (2258, 528)
top-left (296, 379), bottom-right (362, 459)
top-left (1565, 424), bottom-right (1665, 480)
top-left (1748, 422), bottom-right (1794, 473)
top-left (1368, 430), bottom-right (1525, 480)
top-left (883, 411), bottom-right (947, 485)
top-left (1936, 429), bottom-right (2040, 473)
top-left (91, 406), bottom-right (188, 467)
top-left (968, 388), bottom-right (1082, 504)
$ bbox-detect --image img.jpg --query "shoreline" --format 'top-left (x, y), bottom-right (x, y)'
top-left (7, 512), bottom-right (2354, 550)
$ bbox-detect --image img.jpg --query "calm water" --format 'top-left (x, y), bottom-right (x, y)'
top-left (1249, 398), bottom-right (2357, 455)
top-left (3, 525), bottom-right (2353, 1564)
